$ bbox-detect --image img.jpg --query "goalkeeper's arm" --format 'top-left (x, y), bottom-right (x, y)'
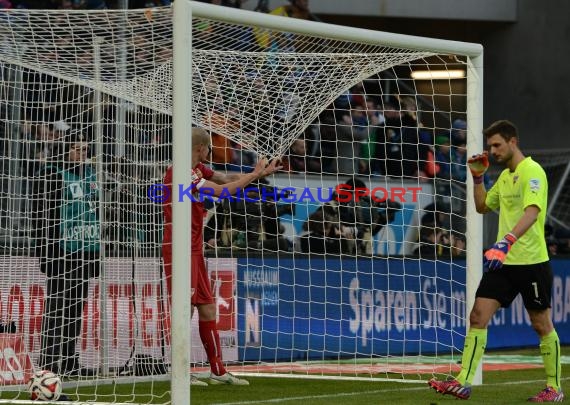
top-left (473, 177), bottom-right (489, 213)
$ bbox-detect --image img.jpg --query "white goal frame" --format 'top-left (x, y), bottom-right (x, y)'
top-left (171, 1), bottom-right (483, 402)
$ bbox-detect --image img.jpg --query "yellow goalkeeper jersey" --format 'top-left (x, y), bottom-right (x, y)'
top-left (485, 157), bottom-right (549, 265)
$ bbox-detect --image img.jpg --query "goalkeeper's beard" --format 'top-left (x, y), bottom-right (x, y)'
top-left (493, 149), bottom-right (514, 165)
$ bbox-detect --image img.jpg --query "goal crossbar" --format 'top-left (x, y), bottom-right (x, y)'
top-left (190, 1), bottom-right (483, 57)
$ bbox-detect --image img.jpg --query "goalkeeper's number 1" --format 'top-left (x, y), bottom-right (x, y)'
top-left (532, 282), bottom-right (539, 299)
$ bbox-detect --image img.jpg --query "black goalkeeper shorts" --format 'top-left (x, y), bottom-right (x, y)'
top-left (475, 261), bottom-right (553, 310)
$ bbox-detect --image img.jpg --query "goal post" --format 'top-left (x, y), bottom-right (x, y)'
top-left (180, 0), bottom-right (484, 391)
top-left (0, 1), bottom-right (484, 403)
top-left (171, 0), bottom-right (193, 402)
top-left (465, 52), bottom-right (484, 386)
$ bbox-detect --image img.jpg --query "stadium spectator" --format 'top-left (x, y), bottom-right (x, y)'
top-left (334, 177), bottom-right (401, 254)
top-left (450, 133), bottom-right (468, 182)
top-left (204, 178), bottom-right (293, 252)
top-left (298, 208), bottom-right (353, 255)
top-left (434, 133), bottom-right (453, 179)
top-left (32, 132), bottom-right (99, 377)
top-left (451, 118), bottom-right (467, 146)
top-left (333, 83), bottom-right (366, 111)
top-left (436, 121), bottom-right (486, 221)
top-left (162, 127), bottom-right (280, 385)
top-left (365, 99), bottom-right (386, 128)
top-left (22, 124), bottom-right (54, 176)
top-left (334, 107), bottom-right (369, 175)
top-left (281, 136), bottom-right (320, 173)
top-left (415, 228), bottom-right (465, 259)
top-left (348, 82), bottom-right (366, 108)
top-left (420, 200), bottom-right (451, 231)
top-left (299, 177), bottom-right (401, 255)
top-left (413, 226), bottom-right (451, 259)
top-left (129, 0), bottom-right (168, 7)
top-left (450, 232), bottom-right (466, 257)
top-left (301, 123), bottom-right (322, 171)
top-left (429, 120), bottom-right (564, 402)
top-left (281, 138), bottom-right (306, 172)
top-left (316, 108), bottom-right (338, 174)
top-left (253, 0), bottom-right (269, 12)
top-left (21, 120), bottom-right (72, 177)
top-left (254, 0), bottom-right (320, 50)
top-left (358, 99), bottom-right (384, 174)
top-left (417, 197), bottom-right (463, 260)
top-left (269, 0), bottom-right (319, 21)
top-left (372, 98), bottom-right (430, 178)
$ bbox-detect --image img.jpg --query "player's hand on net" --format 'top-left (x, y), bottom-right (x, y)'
top-left (253, 157), bottom-right (269, 177)
top-left (262, 157), bottom-right (283, 177)
top-left (467, 152), bottom-right (489, 183)
top-left (483, 233), bottom-right (517, 270)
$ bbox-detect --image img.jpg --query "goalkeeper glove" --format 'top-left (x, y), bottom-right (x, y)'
top-left (483, 233), bottom-right (517, 270)
top-left (467, 152), bottom-right (489, 184)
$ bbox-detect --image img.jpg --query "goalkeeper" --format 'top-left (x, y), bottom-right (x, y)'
top-left (429, 120), bottom-right (563, 402)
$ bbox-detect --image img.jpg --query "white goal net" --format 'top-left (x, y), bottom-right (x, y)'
top-left (0, 1), bottom-right (483, 403)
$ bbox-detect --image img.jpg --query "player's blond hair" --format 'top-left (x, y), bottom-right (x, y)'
top-left (192, 127), bottom-right (210, 149)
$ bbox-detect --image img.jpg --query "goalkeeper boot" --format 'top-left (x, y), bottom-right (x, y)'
top-left (428, 377), bottom-right (471, 400)
top-left (209, 372), bottom-right (249, 385)
top-left (528, 386), bottom-right (564, 402)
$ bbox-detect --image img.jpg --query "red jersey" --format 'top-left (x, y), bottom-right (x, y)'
top-left (162, 162), bottom-right (214, 253)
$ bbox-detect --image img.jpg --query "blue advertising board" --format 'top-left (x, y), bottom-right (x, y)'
top-left (237, 257), bottom-right (570, 362)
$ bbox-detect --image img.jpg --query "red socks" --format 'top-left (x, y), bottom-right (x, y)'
top-left (199, 320), bottom-right (226, 376)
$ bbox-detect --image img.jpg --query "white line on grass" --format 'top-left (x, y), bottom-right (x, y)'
top-left (212, 377), bottom-right (570, 405)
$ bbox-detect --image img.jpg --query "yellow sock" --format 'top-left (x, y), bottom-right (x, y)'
top-left (456, 328), bottom-right (487, 385)
top-left (540, 330), bottom-right (562, 391)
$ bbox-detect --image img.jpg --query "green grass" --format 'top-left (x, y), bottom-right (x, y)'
top-left (2, 347), bottom-right (568, 404)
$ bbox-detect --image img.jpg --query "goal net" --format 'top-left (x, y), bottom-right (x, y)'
top-left (0, 1), bottom-right (483, 403)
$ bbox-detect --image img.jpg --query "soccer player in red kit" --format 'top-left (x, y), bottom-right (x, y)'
top-left (162, 127), bottom-right (280, 385)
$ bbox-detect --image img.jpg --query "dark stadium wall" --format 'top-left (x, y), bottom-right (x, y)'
top-left (319, 0), bottom-right (570, 149)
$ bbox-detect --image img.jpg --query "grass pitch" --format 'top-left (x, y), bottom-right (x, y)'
top-left (2, 347), bottom-right (568, 404)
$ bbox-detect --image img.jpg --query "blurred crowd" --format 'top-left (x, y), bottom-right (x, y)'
top-left (2, 0), bottom-right (473, 258)
top-left (16, 79), bottom-right (472, 257)
top-left (0, 0), bottom-right (312, 12)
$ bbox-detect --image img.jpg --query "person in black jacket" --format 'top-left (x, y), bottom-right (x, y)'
top-left (32, 132), bottom-right (100, 377)
top-left (299, 206), bottom-right (353, 255)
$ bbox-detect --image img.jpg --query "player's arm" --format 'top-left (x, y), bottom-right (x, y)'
top-left (467, 152), bottom-right (491, 213)
top-left (473, 182), bottom-right (490, 213)
top-left (483, 205), bottom-right (539, 271)
top-left (510, 205), bottom-right (540, 239)
top-left (199, 158), bottom-right (268, 197)
top-left (209, 158), bottom-right (282, 184)
top-left (209, 171), bottom-right (243, 184)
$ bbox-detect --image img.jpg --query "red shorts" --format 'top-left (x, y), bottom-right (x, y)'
top-left (162, 245), bottom-right (214, 305)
